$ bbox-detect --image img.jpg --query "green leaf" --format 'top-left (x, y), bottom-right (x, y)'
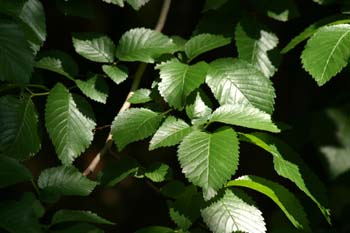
top-left (102, 64), bottom-right (128, 84)
top-left (250, 0), bottom-right (299, 22)
top-left (206, 58), bottom-right (275, 114)
top-left (201, 189), bottom-right (266, 233)
top-left (157, 60), bottom-right (209, 110)
top-left (100, 156), bottom-right (139, 186)
top-left (171, 35), bottom-right (187, 51)
top-left (161, 180), bottom-right (186, 199)
top-left (72, 33), bottom-right (116, 63)
top-left (38, 166), bottom-right (98, 197)
top-left (186, 92), bottom-right (212, 121)
top-left (184, 34), bottom-right (231, 62)
top-left (76, 75), bottom-right (109, 103)
top-left (135, 226), bottom-right (175, 233)
top-left (145, 162), bottom-right (171, 182)
top-left (321, 147), bottom-right (350, 180)
top-left (52, 209), bottom-right (114, 225)
top-left (0, 21), bottom-right (33, 83)
top-left (129, 88), bottom-right (152, 104)
top-left (149, 116), bottom-right (192, 150)
top-left (226, 175), bottom-right (311, 231)
top-left (116, 28), bottom-right (177, 63)
top-left (45, 84), bottom-right (96, 165)
top-left (126, 0), bottom-right (151, 10)
top-left (0, 156), bottom-right (32, 188)
top-left (0, 0), bottom-right (47, 53)
top-left (0, 95), bottom-right (41, 160)
top-left (169, 186), bottom-right (203, 230)
top-left (111, 108), bottom-right (163, 151)
top-left (210, 104), bottom-right (280, 133)
top-left (101, 0), bottom-right (124, 7)
top-left (281, 15), bottom-right (350, 54)
top-left (301, 24), bottom-right (350, 86)
top-left (235, 21), bottom-right (279, 78)
top-left (202, 0), bottom-right (229, 12)
top-left (178, 127), bottom-right (239, 200)
top-left (52, 223), bottom-right (103, 233)
top-left (35, 50), bottom-right (78, 79)
top-left (239, 132), bottom-right (331, 223)
top-left (0, 193), bottom-right (44, 233)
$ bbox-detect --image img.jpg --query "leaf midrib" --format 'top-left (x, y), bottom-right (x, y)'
top-left (320, 29), bottom-right (350, 80)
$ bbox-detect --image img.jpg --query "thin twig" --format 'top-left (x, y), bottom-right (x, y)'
top-left (83, 0), bottom-right (172, 176)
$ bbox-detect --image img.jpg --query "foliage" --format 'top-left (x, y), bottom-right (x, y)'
top-left (1, 0), bottom-right (350, 232)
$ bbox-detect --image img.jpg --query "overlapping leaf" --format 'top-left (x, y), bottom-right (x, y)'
top-left (76, 75), bottom-right (109, 103)
top-left (144, 163), bottom-right (171, 182)
top-left (206, 58), bottom-right (275, 114)
top-left (0, 193), bottom-right (44, 233)
top-left (0, 96), bottom-right (41, 160)
top-left (0, 157), bottom-right (32, 188)
top-left (149, 116), bottom-right (192, 150)
top-left (116, 28), bottom-right (177, 63)
top-left (201, 189), bottom-right (266, 233)
top-left (235, 22), bottom-right (278, 78)
top-left (177, 127), bottom-right (239, 200)
top-left (129, 88), bottom-right (152, 104)
top-left (102, 64), bottom-right (128, 84)
top-left (52, 210), bottom-right (114, 225)
top-left (73, 33), bottom-right (116, 63)
top-left (0, 21), bottom-right (34, 83)
top-left (239, 132), bottom-right (331, 223)
top-left (38, 166), bottom-right (97, 197)
top-left (210, 104), bottom-right (280, 132)
top-left (184, 34), bottom-right (231, 61)
top-left (186, 92), bottom-right (212, 121)
top-left (157, 59), bottom-right (209, 109)
top-left (126, 0), bottom-right (151, 10)
top-left (226, 175), bottom-right (311, 231)
top-left (45, 84), bottom-right (96, 164)
top-left (101, 0), bottom-right (124, 6)
top-left (0, 0), bottom-right (47, 53)
top-left (111, 108), bottom-right (163, 151)
top-left (35, 50), bottom-right (78, 79)
top-left (301, 24), bottom-right (350, 86)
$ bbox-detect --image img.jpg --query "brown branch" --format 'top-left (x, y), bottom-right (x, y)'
top-left (83, 0), bottom-right (172, 176)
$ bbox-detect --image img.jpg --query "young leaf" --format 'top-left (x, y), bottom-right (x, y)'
top-left (186, 92), bottom-right (212, 120)
top-left (144, 162), bottom-right (171, 182)
top-left (76, 75), bottom-right (109, 103)
top-left (101, 0), bottom-right (124, 7)
top-left (210, 104), bottom-right (280, 133)
top-left (0, 0), bottom-right (47, 53)
top-left (100, 156), bottom-right (139, 186)
top-left (201, 189), bottom-right (266, 233)
top-left (157, 59), bottom-right (209, 110)
top-left (51, 209), bottom-right (114, 225)
top-left (72, 33), bottom-right (116, 63)
top-left (111, 108), bottom-right (163, 151)
top-left (149, 116), bottom-right (192, 150)
top-left (0, 193), bottom-right (44, 233)
top-left (240, 132), bottom-right (331, 223)
top-left (226, 175), bottom-right (311, 232)
top-left (116, 28), bottom-right (177, 63)
top-left (135, 226), bottom-right (175, 233)
top-left (126, 0), bottom-right (151, 10)
top-left (129, 88), bottom-right (152, 104)
top-left (235, 21), bottom-right (279, 78)
top-left (206, 58), bottom-right (275, 114)
top-left (177, 127), bottom-right (239, 200)
top-left (184, 34), bottom-right (231, 61)
top-left (281, 15), bottom-right (350, 53)
top-left (0, 96), bottom-right (41, 160)
top-left (0, 21), bottom-right (34, 84)
top-left (35, 50), bottom-right (78, 79)
top-left (301, 24), bottom-right (350, 86)
top-left (0, 157), bottom-right (32, 188)
top-left (38, 166), bottom-right (98, 197)
top-left (102, 64), bottom-right (128, 84)
top-left (45, 84), bottom-right (96, 165)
